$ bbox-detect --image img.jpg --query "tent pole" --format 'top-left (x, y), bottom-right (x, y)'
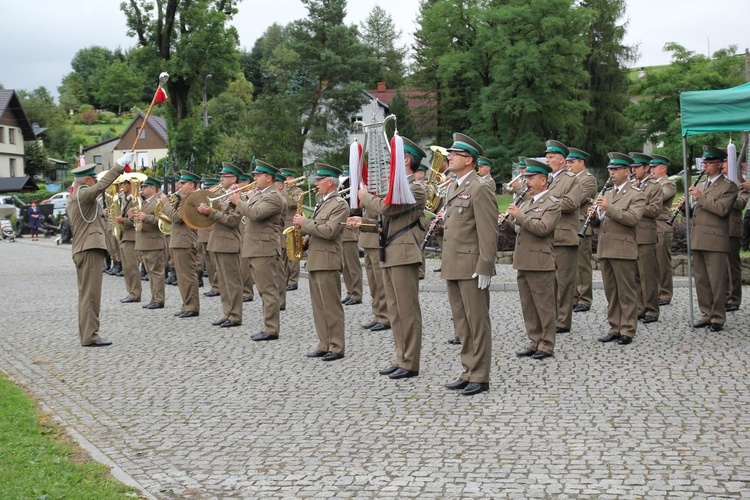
top-left (683, 136), bottom-right (695, 331)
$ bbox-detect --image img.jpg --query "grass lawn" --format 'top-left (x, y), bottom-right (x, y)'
top-left (0, 374), bottom-right (137, 499)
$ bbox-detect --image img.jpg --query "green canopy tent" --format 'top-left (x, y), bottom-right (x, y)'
top-left (679, 82), bottom-right (750, 329)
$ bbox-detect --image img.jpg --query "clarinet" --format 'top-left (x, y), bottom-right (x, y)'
top-left (578, 179), bottom-right (614, 238)
top-left (420, 213), bottom-right (441, 251)
top-left (666, 171), bottom-right (706, 226)
top-left (497, 186), bottom-right (530, 227)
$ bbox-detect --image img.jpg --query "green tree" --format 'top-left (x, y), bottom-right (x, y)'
top-left (359, 6), bottom-right (407, 88)
top-left (95, 60), bottom-right (143, 115)
top-left (70, 46), bottom-right (116, 106)
top-left (23, 140), bottom-right (48, 179)
top-left (388, 90), bottom-right (417, 140)
top-left (57, 73), bottom-right (88, 113)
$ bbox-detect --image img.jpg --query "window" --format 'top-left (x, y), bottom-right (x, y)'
top-left (0, 126), bottom-right (4, 143)
top-left (9, 158), bottom-right (16, 177)
top-left (94, 155), bottom-right (102, 165)
top-left (8, 128), bottom-right (15, 144)
top-left (138, 127), bottom-right (146, 139)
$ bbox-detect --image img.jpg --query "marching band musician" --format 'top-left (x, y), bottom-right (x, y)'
top-left (159, 170), bottom-right (201, 318)
top-left (501, 160), bottom-right (560, 360)
top-left (723, 160), bottom-right (749, 313)
top-left (229, 161), bottom-right (285, 341)
top-left (282, 169), bottom-right (303, 292)
top-left (350, 137), bottom-right (427, 380)
top-left (359, 201), bottom-right (391, 333)
top-left (293, 164), bottom-right (349, 361)
top-left (649, 155), bottom-right (676, 306)
top-left (116, 176), bottom-right (142, 303)
top-left (67, 152), bottom-right (133, 346)
top-left (132, 176), bottom-right (167, 310)
top-left (588, 153), bottom-right (645, 345)
top-left (199, 163), bottom-right (244, 328)
top-left (414, 162), bottom-right (430, 280)
top-left (273, 172), bottom-right (290, 311)
top-left (340, 168), bottom-right (363, 306)
top-left (477, 156), bottom-right (496, 192)
top-left (678, 146), bottom-right (738, 332)
top-left (509, 157), bottom-right (528, 196)
top-left (237, 170), bottom-right (256, 304)
top-left (544, 140), bottom-right (582, 335)
top-left (441, 133), bottom-right (498, 396)
top-left (200, 177), bottom-right (221, 298)
top-left (567, 148), bottom-right (597, 313)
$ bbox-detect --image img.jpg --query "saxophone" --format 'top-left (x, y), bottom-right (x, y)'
top-left (283, 188), bottom-right (315, 262)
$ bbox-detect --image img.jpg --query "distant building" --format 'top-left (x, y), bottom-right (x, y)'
top-left (0, 89), bottom-right (37, 179)
top-left (84, 112), bottom-right (169, 172)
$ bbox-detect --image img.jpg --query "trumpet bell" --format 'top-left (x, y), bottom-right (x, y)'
top-left (181, 189), bottom-right (220, 230)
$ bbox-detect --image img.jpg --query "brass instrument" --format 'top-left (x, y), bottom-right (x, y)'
top-left (209, 181), bottom-right (257, 203)
top-left (502, 172), bottom-right (525, 194)
top-left (105, 182), bottom-right (122, 240)
top-left (283, 188), bottom-right (316, 262)
top-left (154, 188), bottom-right (182, 235)
top-left (425, 145), bottom-right (448, 212)
top-left (667, 171), bottom-right (706, 226)
top-left (124, 172), bottom-right (146, 232)
top-left (578, 179), bottom-right (613, 238)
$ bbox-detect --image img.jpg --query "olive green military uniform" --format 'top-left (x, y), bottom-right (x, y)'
top-left (575, 169), bottom-right (598, 308)
top-left (119, 192), bottom-right (141, 301)
top-left (135, 196), bottom-right (167, 305)
top-left (634, 176), bottom-right (662, 319)
top-left (162, 193), bottom-right (199, 313)
top-left (655, 175), bottom-right (677, 303)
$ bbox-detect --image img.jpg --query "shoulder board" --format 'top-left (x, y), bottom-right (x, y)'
top-left (721, 177), bottom-right (734, 184)
top-left (335, 196), bottom-right (347, 203)
top-left (564, 171), bottom-right (576, 178)
top-left (631, 186), bottom-right (642, 191)
top-left (410, 179), bottom-right (421, 185)
top-left (582, 171), bottom-right (593, 177)
top-left (548, 195), bottom-right (560, 202)
top-left (648, 179), bottom-right (659, 184)
top-left (476, 176), bottom-right (487, 184)
top-left (80, 186), bottom-right (89, 191)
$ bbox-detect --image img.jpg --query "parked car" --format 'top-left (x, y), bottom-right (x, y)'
top-left (41, 192), bottom-right (69, 217)
top-left (668, 167), bottom-right (702, 182)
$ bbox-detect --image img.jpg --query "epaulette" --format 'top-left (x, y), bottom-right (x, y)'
top-left (80, 186), bottom-right (89, 191)
top-left (631, 185), bottom-right (642, 191)
top-left (648, 178), bottom-right (659, 184)
top-left (335, 196), bottom-right (347, 203)
top-left (564, 171), bottom-right (576, 178)
top-left (549, 195), bottom-right (560, 202)
top-left (721, 177), bottom-right (735, 185)
top-left (476, 176), bottom-right (487, 184)
top-left (584, 171), bottom-right (594, 177)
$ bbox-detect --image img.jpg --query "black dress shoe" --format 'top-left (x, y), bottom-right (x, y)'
top-left (220, 320), bottom-right (241, 328)
top-left (362, 321), bottom-right (378, 329)
top-left (82, 338), bottom-right (112, 347)
top-left (321, 351), bottom-right (344, 361)
top-left (461, 382), bottom-right (489, 396)
top-left (447, 336), bottom-right (461, 345)
top-left (515, 348), bottom-right (536, 357)
top-left (341, 296), bottom-right (351, 304)
top-left (378, 365), bottom-right (399, 375)
top-left (709, 323), bottom-right (724, 332)
top-left (445, 378), bottom-right (469, 390)
top-left (617, 336), bottom-right (633, 345)
top-left (573, 304), bottom-right (590, 313)
top-left (242, 296), bottom-right (253, 302)
top-left (250, 332), bottom-right (278, 340)
top-left (344, 298), bottom-right (362, 305)
top-left (144, 302), bottom-right (164, 309)
top-left (370, 323), bottom-right (390, 332)
top-left (212, 318), bottom-right (228, 326)
top-left (726, 303), bottom-right (740, 312)
top-left (306, 349), bottom-right (327, 358)
top-left (203, 290), bottom-right (220, 297)
top-left (389, 368), bottom-right (418, 379)
top-left (433, 267), bottom-right (441, 272)
top-left (120, 296), bottom-right (139, 303)
top-left (179, 311), bottom-right (199, 318)
top-left (693, 320), bottom-right (710, 328)
top-left (598, 333), bottom-right (621, 343)
top-left (174, 311), bottom-right (184, 316)
top-left (286, 285), bottom-right (298, 291)
top-left (641, 316), bottom-right (658, 324)
top-left (555, 327), bottom-right (570, 333)
top-left (658, 299), bottom-right (670, 306)
top-left (532, 351), bottom-right (553, 360)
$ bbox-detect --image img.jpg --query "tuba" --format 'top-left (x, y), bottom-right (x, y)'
top-left (425, 145), bottom-right (448, 212)
top-left (283, 188), bottom-right (316, 262)
top-left (122, 172), bottom-right (147, 232)
top-left (105, 182), bottom-right (123, 240)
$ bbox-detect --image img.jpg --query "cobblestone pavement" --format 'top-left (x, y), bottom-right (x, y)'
top-left (1, 239), bottom-right (749, 498)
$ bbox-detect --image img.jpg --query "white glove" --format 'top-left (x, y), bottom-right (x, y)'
top-left (116, 152), bottom-right (135, 167)
top-left (472, 272), bottom-right (491, 290)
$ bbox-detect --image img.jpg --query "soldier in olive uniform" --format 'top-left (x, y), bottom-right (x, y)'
top-left (589, 153), bottom-right (645, 344)
top-left (630, 152), bottom-right (662, 324)
top-left (359, 203), bottom-right (391, 333)
top-left (340, 169), bottom-right (363, 305)
top-left (230, 161), bottom-right (285, 340)
top-left (294, 164), bottom-right (350, 361)
top-left (567, 148), bottom-right (597, 313)
top-left (237, 171), bottom-right (256, 303)
top-left (503, 160), bottom-right (561, 359)
top-left (160, 170), bottom-right (201, 318)
top-left (67, 153), bottom-right (132, 346)
top-left (200, 177), bottom-right (221, 298)
top-left (283, 169), bottom-right (303, 291)
top-left (724, 162), bottom-right (749, 312)
top-left (132, 176), bottom-right (167, 309)
top-left (679, 146), bottom-right (738, 331)
top-left (274, 173), bottom-right (290, 310)
top-left (544, 140), bottom-right (583, 334)
top-left (441, 133), bottom-right (499, 396)
top-left (509, 157), bottom-right (528, 196)
top-left (198, 163), bottom-right (244, 327)
top-left (116, 178), bottom-right (142, 303)
top-left (477, 156), bottom-right (496, 192)
top-left (352, 137), bottom-right (427, 379)
top-left (649, 155), bottom-right (676, 305)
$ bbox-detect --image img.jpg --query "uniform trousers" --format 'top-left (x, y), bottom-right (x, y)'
top-left (518, 270), bottom-right (557, 354)
top-left (635, 243), bottom-right (660, 318)
top-left (341, 241), bottom-right (363, 300)
top-left (287, 258), bottom-right (300, 287)
top-left (693, 250), bottom-right (728, 325)
top-left (248, 256), bottom-right (281, 335)
top-left (575, 236), bottom-right (593, 307)
top-left (363, 248), bottom-right (389, 326)
top-left (601, 258), bottom-right (639, 338)
top-left (242, 256), bottom-right (255, 299)
top-left (208, 250), bottom-right (221, 294)
top-left (73, 249), bottom-right (106, 345)
top-left (656, 229), bottom-right (674, 302)
top-left (277, 245), bottom-right (288, 309)
top-left (309, 269), bottom-right (345, 355)
top-left (105, 230), bottom-right (121, 261)
top-left (119, 240), bottom-right (141, 300)
top-left (215, 251), bottom-right (243, 323)
top-left (173, 247), bottom-right (199, 313)
top-left (726, 236), bottom-right (742, 307)
top-left (382, 263), bottom-right (422, 372)
top-left (446, 279), bottom-right (491, 383)
top-left (141, 249), bottom-right (166, 303)
top-left (555, 245), bottom-right (578, 330)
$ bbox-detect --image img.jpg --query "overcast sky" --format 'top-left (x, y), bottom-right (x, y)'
top-left (1, 0), bottom-right (747, 100)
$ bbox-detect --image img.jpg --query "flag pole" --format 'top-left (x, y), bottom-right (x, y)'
top-left (130, 72), bottom-right (169, 153)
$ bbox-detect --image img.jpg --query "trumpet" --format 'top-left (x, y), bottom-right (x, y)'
top-left (667, 171), bottom-right (706, 226)
top-left (502, 172), bottom-right (525, 193)
top-left (578, 179), bottom-right (613, 238)
top-left (498, 186), bottom-right (530, 227)
top-left (209, 181), bottom-right (257, 203)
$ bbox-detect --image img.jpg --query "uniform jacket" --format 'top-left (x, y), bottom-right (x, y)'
top-left (547, 169), bottom-right (582, 246)
top-left (207, 200), bottom-right (242, 254)
top-left (634, 177), bottom-right (661, 245)
top-left (162, 193), bottom-right (197, 249)
top-left (284, 186), bottom-right (303, 228)
top-left (595, 182), bottom-right (645, 260)
top-left (481, 174), bottom-right (497, 193)
top-left (441, 171), bottom-right (499, 279)
top-left (67, 166), bottom-right (124, 257)
top-left (729, 187), bottom-right (750, 238)
top-left (507, 191), bottom-right (561, 272)
top-left (359, 176), bottom-right (427, 268)
top-left (358, 206), bottom-right (381, 250)
top-left (237, 186), bottom-right (284, 258)
top-left (690, 175), bottom-right (738, 252)
top-left (134, 197), bottom-right (166, 251)
top-left (577, 170), bottom-right (598, 236)
top-left (655, 176), bottom-right (677, 232)
top-left (119, 193), bottom-right (137, 242)
top-left (197, 225), bottom-right (211, 244)
top-left (301, 193), bottom-right (349, 271)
